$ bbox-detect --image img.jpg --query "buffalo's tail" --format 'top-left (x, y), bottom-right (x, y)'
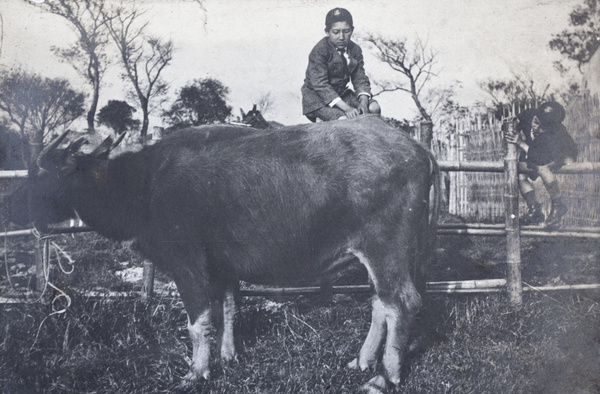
top-left (413, 151), bottom-right (440, 295)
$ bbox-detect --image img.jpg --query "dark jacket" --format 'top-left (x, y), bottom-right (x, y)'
top-left (527, 122), bottom-right (578, 167)
top-left (517, 109), bottom-right (578, 168)
top-left (301, 37), bottom-right (372, 115)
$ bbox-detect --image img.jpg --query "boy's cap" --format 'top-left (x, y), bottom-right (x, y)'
top-left (325, 8), bottom-right (353, 30)
top-left (536, 101), bottom-right (565, 125)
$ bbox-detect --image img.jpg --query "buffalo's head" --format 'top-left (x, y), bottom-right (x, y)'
top-left (0, 130), bottom-right (125, 229)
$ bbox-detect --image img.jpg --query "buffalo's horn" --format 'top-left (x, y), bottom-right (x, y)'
top-left (90, 136), bottom-right (115, 158)
top-left (36, 130), bottom-right (71, 169)
top-left (111, 132), bottom-right (126, 151)
top-left (67, 137), bottom-right (88, 154)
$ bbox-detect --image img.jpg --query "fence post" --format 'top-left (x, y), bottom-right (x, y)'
top-left (141, 260), bottom-right (155, 300)
top-left (503, 120), bottom-right (523, 306)
top-left (27, 158), bottom-right (49, 292)
top-left (420, 121), bottom-right (434, 148)
top-left (33, 239), bottom-right (48, 291)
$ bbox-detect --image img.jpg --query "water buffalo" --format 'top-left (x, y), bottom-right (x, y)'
top-left (2, 115), bottom-right (439, 392)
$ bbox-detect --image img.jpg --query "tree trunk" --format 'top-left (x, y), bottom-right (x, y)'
top-left (20, 136), bottom-right (29, 170)
top-left (27, 130), bottom-right (44, 170)
top-left (86, 57), bottom-right (103, 134)
top-left (140, 99), bottom-right (150, 144)
top-left (86, 82), bottom-right (99, 134)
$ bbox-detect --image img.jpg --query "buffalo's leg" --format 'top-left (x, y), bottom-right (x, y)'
top-left (368, 248), bottom-right (421, 389)
top-left (171, 262), bottom-right (212, 381)
top-left (214, 281), bottom-right (237, 362)
top-left (359, 216), bottom-right (422, 390)
top-left (347, 249), bottom-right (387, 371)
top-left (380, 281), bottom-right (420, 386)
top-left (186, 309), bottom-right (212, 381)
top-left (348, 295), bottom-right (386, 371)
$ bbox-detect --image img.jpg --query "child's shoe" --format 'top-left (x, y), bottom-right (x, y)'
top-left (545, 199), bottom-right (567, 228)
top-left (521, 202), bottom-right (544, 225)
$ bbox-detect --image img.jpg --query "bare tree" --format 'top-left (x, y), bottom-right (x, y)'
top-left (0, 70), bottom-right (37, 165)
top-left (421, 85), bottom-right (457, 125)
top-left (28, 78), bottom-right (86, 144)
top-left (104, 2), bottom-right (173, 141)
top-left (513, 69), bottom-right (551, 107)
top-left (33, 0), bottom-right (110, 134)
top-left (254, 92), bottom-right (276, 117)
top-left (364, 34), bottom-right (439, 126)
top-left (0, 70), bottom-right (85, 166)
top-left (481, 79), bottom-right (523, 107)
top-left (480, 70), bottom-right (551, 115)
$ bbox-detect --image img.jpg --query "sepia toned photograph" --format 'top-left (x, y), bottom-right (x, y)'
top-left (0, 1), bottom-right (599, 393)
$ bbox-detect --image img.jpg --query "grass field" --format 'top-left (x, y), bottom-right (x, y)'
top-left (1, 231), bottom-right (599, 393)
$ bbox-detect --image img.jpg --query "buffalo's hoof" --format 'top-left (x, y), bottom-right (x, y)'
top-left (220, 346), bottom-right (237, 363)
top-left (347, 358), bottom-right (359, 369)
top-left (347, 357), bottom-right (377, 371)
top-left (361, 375), bottom-right (389, 393)
top-left (220, 351), bottom-right (238, 363)
top-left (182, 367), bottom-right (210, 384)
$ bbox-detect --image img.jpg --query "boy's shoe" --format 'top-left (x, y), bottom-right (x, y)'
top-left (521, 202), bottom-right (545, 225)
top-left (545, 200), bottom-right (568, 229)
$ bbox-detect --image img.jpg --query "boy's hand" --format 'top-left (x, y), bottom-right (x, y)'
top-left (505, 131), bottom-right (521, 144)
top-left (358, 96), bottom-right (370, 115)
top-left (344, 107), bottom-right (360, 118)
top-left (336, 101), bottom-right (360, 119)
top-left (506, 131), bottom-right (528, 152)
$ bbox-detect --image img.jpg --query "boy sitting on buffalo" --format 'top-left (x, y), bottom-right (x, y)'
top-left (301, 8), bottom-right (380, 122)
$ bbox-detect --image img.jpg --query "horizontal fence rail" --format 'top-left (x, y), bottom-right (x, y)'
top-left (437, 227), bottom-right (600, 239)
top-left (0, 170), bottom-right (28, 179)
top-left (438, 161), bottom-right (600, 174)
top-left (3, 280), bottom-right (599, 305)
top-left (4, 161), bottom-right (596, 180)
top-left (4, 223), bottom-right (600, 241)
top-left (1, 226), bottom-right (91, 238)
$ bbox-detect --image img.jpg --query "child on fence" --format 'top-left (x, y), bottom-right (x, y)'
top-left (506, 101), bottom-right (578, 228)
top-left (301, 8), bottom-right (381, 122)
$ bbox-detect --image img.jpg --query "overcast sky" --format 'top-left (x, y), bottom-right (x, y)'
top-left (0, 0), bottom-right (582, 127)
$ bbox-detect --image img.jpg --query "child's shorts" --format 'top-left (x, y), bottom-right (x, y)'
top-left (521, 131), bottom-right (577, 180)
